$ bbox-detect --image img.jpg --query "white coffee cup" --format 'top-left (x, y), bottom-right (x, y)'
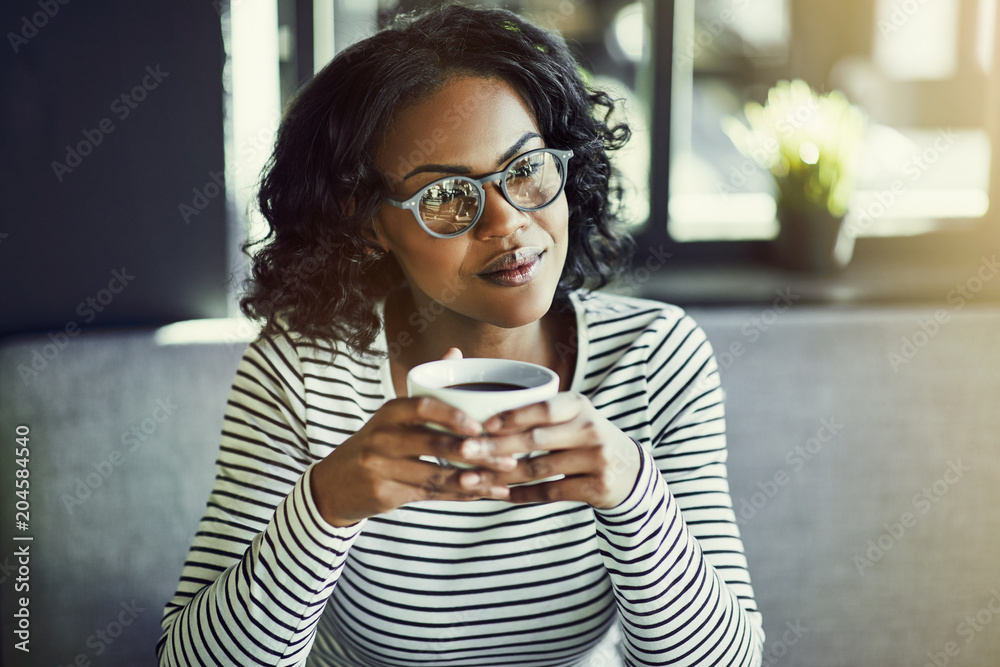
top-left (407, 358), bottom-right (560, 425)
top-left (407, 358), bottom-right (560, 470)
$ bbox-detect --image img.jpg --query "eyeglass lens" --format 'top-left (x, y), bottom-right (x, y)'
top-left (419, 150), bottom-right (564, 236)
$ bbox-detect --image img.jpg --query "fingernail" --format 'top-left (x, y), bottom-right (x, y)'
top-left (462, 439), bottom-right (485, 458)
top-left (496, 456), bottom-right (517, 471)
top-left (485, 416), bottom-right (503, 431)
top-left (490, 486), bottom-right (509, 499)
top-left (463, 416), bottom-right (482, 435)
top-left (461, 472), bottom-right (481, 488)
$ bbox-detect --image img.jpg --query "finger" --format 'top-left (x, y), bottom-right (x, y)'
top-left (482, 392), bottom-right (588, 434)
top-left (380, 395), bottom-right (482, 436)
top-left (367, 421), bottom-right (518, 473)
top-left (423, 431), bottom-right (519, 472)
top-left (461, 414), bottom-right (600, 460)
top-left (454, 468), bottom-right (513, 499)
top-left (491, 447), bottom-right (600, 486)
top-left (377, 477), bottom-right (510, 508)
top-left (391, 458), bottom-right (510, 501)
top-left (507, 474), bottom-right (609, 506)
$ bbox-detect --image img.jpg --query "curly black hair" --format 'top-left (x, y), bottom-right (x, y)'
top-left (240, 3), bottom-right (634, 357)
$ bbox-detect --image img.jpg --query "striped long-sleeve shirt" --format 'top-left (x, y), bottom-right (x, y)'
top-left (158, 290), bottom-right (765, 666)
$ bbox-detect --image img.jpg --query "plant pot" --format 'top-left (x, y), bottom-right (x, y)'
top-left (771, 208), bottom-right (854, 273)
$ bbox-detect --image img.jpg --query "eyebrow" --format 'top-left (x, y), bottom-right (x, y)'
top-left (401, 132), bottom-right (542, 181)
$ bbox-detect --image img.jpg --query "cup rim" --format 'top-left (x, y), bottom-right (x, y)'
top-left (407, 358), bottom-right (559, 393)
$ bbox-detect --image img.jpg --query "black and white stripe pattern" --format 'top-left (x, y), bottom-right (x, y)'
top-left (158, 291), bottom-right (764, 666)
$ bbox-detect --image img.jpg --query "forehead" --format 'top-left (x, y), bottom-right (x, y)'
top-left (378, 76), bottom-right (542, 175)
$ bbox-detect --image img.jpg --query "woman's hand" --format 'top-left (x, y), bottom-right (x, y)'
top-left (458, 393), bottom-right (642, 509)
top-left (310, 349), bottom-right (518, 527)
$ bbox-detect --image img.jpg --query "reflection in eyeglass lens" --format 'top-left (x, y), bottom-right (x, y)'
top-left (421, 179), bottom-right (479, 231)
top-left (507, 152), bottom-right (560, 209)
top-left (417, 151), bottom-right (564, 234)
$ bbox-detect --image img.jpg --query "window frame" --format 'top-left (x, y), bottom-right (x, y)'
top-left (634, 0), bottom-right (1000, 276)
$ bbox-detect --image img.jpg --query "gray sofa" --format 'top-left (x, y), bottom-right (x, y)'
top-left (2, 303), bottom-right (999, 666)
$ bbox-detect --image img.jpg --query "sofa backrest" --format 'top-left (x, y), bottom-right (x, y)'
top-left (1, 305), bottom-right (998, 666)
top-left (691, 304), bottom-right (1000, 666)
top-left (1, 327), bottom-right (248, 667)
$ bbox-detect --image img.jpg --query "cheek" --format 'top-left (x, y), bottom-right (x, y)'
top-left (386, 231), bottom-right (471, 292)
top-left (396, 247), bottom-right (460, 285)
top-left (380, 214), bottom-right (452, 270)
top-left (545, 198), bottom-right (570, 252)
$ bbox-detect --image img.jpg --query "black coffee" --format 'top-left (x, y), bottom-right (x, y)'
top-left (444, 382), bottom-right (526, 391)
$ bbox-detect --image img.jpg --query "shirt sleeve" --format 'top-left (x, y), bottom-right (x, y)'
top-left (593, 313), bottom-right (765, 667)
top-left (157, 333), bottom-right (365, 667)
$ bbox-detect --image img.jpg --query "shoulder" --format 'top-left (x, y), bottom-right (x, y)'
top-left (573, 289), bottom-right (693, 338)
top-left (243, 317), bottom-right (353, 383)
top-left (236, 322), bottom-right (308, 394)
top-left (248, 316), bottom-right (385, 393)
top-left (571, 290), bottom-right (716, 375)
top-left (248, 315), bottom-right (376, 365)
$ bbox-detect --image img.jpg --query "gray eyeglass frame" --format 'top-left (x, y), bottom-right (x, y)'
top-left (383, 147), bottom-right (574, 238)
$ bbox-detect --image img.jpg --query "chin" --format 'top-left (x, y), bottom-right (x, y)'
top-left (477, 280), bottom-right (560, 329)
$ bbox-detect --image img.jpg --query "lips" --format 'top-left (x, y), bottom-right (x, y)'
top-left (476, 247), bottom-right (545, 287)
top-left (478, 247), bottom-right (544, 275)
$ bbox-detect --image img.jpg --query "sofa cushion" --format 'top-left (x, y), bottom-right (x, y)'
top-left (690, 304), bottom-right (1000, 666)
top-left (0, 326), bottom-right (248, 666)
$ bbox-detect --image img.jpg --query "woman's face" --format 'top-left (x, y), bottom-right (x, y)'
top-left (373, 75), bottom-right (569, 330)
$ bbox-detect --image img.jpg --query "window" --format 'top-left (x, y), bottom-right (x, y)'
top-left (665, 0), bottom-right (998, 242)
top-left (222, 0), bottom-right (1000, 309)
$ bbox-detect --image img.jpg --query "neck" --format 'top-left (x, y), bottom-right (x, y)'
top-left (384, 288), bottom-right (573, 375)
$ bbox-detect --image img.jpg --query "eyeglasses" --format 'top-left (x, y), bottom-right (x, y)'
top-left (383, 148), bottom-right (573, 238)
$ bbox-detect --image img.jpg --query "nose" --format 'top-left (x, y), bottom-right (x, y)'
top-left (471, 182), bottom-right (530, 240)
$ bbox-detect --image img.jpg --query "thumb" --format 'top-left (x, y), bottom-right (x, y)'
top-left (440, 347), bottom-right (463, 360)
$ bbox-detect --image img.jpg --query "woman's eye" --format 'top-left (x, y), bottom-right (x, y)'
top-left (509, 159), bottom-right (543, 179)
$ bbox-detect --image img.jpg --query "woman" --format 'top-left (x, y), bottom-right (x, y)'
top-left (159, 4), bottom-right (764, 666)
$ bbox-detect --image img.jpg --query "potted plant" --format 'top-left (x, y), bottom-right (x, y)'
top-left (723, 79), bottom-right (866, 272)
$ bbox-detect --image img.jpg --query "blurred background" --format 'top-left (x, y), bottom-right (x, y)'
top-left (2, 2), bottom-right (1000, 666)
top-left (3, 0), bottom-right (999, 337)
